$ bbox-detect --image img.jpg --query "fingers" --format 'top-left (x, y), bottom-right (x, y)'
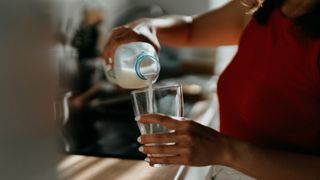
top-left (103, 26), bottom-right (151, 65)
top-left (103, 27), bottom-right (131, 64)
top-left (139, 131), bottom-right (193, 146)
top-left (140, 145), bottom-right (184, 155)
top-left (140, 132), bottom-right (180, 144)
top-left (140, 144), bottom-right (193, 165)
top-left (103, 28), bottom-right (131, 64)
top-left (139, 114), bottom-right (183, 130)
top-left (103, 27), bottom-right (125, 62)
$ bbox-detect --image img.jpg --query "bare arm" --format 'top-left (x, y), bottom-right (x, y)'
top-left (104, 1), bottom-right (251, 62)
top-left (138, 114), bottom-right (320, 179)
top-left (228, 138), bottom-right (320, 179)
top-left (156, 1), bottom-right (251, 47)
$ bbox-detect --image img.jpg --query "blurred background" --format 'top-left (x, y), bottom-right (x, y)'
top-left (0, 0), bottom-right (237, 179)
top-left (54, 0), bottom-right (237, 158)
top-left (0, 1), bottom-right (57, 179)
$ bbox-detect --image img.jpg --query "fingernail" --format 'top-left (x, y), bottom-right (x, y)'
top-left (138, 146), bottom-right (143, 152)
top-left (135, 116), bottom-right (140, 121)
top-left (137, 136), bottom-right (141, 143)
top-left (144, 157), bottom-right (150, 162)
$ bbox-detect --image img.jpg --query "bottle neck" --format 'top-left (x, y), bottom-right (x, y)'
top-left (134, 52), bottom-right (160, 80)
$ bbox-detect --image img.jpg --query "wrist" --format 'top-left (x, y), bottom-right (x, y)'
top-left (130, 18), bottom-right (153, 32)
top-left (129, 18), bottom-right (160, 52)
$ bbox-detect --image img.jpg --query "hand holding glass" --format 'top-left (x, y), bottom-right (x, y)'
top-left (131, 84), bottom-right (184, 167)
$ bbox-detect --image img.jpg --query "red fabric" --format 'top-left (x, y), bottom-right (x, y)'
top-left (217, 9), bottom-right (320, 154)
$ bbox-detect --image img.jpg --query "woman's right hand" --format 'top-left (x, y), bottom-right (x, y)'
top-left (103, 18), bottom-right (161, 68)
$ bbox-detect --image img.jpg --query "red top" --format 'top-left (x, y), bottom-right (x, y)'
top-left (217, 9), bottom-right (320, 154)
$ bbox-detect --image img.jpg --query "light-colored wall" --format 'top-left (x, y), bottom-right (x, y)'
top-left (131, 0), bottom-right (210, 15)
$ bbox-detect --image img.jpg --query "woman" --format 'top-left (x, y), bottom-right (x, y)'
top-left (104, 0), bottom-right (320, 179)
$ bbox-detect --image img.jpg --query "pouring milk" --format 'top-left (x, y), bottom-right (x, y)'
top-left (104, 42), bottom-right (160, 133)
top-left (104, 42), bottom-right (160, 89)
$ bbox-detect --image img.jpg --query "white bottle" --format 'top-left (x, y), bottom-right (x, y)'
top-left (104, 42), bottom-right (160, 89)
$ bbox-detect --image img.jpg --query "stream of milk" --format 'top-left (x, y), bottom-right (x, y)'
top-left (147, 79), bottom-right (154, 133)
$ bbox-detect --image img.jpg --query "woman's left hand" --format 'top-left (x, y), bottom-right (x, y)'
top-left (138, 114), bottom-right (232, 166)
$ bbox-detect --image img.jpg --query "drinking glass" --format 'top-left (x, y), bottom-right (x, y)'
top-left (131, 84), bottom-right (184, 167)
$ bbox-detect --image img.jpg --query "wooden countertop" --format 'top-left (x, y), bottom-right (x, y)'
top-left (58, 155), bottom-right (179, 180)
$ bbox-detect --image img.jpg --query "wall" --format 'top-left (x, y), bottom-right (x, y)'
top-left (131, 0), bottom-right (210, 15)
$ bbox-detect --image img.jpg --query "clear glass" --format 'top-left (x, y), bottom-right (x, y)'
top-left (131, 84), bottom-right (184, 167)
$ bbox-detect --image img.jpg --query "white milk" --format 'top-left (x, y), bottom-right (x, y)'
top-left (147, 79), bottom-right (154, 133)
top-left (105, 42), bottom-right (160, 89)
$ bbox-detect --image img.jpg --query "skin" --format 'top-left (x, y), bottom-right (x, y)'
top-left (103, 0), bottom-right (320, 179)
top-left (103, 1), bottom-right (250, 65)
top-left (138, 114), bottom-right (320, 179)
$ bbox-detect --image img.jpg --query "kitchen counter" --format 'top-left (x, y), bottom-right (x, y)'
top-left (58, 155), bottom-right (179, 180)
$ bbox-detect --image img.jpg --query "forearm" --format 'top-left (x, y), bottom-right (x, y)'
top-left (138, 114), bottom-right (320, 179)
top-left (142, 15), bottom-right (192, 48)
top-left (149, 1), bottom-right (250, 48)
top-left (225, 138), bottom-right (320, 179)
top-left (190, 1), bottom-right (251, 47)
